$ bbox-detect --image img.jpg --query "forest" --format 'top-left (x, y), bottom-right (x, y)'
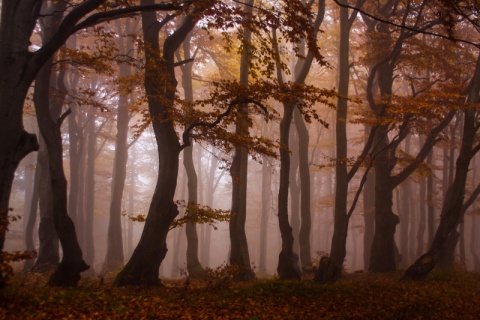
top-left (2, 0), bottom-right (480, 318)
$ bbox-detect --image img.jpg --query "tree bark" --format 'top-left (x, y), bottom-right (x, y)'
top-left (229, 0), bottom-right (255, 280)
top-left (277, 102), bottom-right (301, 279)
top-left (115, 1), bottom-right (202, 286)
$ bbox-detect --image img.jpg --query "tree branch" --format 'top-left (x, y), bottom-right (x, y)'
top-left (333, 0), bottom-right (480, 48)
top-left (180, 99), bottom-right (268, 150)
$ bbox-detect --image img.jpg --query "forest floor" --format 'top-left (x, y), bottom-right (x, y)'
top-left (1, 267), bottom-right (480, 319)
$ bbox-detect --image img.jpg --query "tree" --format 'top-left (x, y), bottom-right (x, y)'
top-left (404, 52), bottom-right (480, 280)
top-left (114, 1), bottom-right (207, 286)
top-left (0, 0), bottom-right (186, 288)
top-left (103, 18), bottom-right (140, 275)
top-left (327, 0), bottom-right (364, 277)
top-left (228, 0), bottom-right (255, 280)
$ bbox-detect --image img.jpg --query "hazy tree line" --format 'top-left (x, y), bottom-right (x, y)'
top-left (2, 0), bottom-right (480, 288)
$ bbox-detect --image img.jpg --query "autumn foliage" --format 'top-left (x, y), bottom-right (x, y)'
top-left (2, 270), bottom-right (480, 319)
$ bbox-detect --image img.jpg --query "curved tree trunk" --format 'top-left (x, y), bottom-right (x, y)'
top-left (404, 53), bottom-right (480, 280)
top-left (115, 1), bottom-right (200, 286)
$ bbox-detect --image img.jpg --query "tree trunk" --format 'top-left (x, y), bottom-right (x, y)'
top-left (416, 152), bottom-right (428, 258)
top-left (30, 136), bottom-right (59, 272)
top-left (289, 127), bottom-right (301, 256)
top-left (294, 108), bottom-right (312, 270)
top-left (84, 108), bottom-right (96, 275)
top-left (363, 126), bottom-right (375, 271)
top-left (102, 44), bottom-right (133, 274)
top-left (277, 102), bottom-right (301, 280)
top-left (0, 1), bottom-right (42, 259)
top-left (328, 0), bottom-right (363, 279)
top-left (369, 132), bottom-right (399, 272)
top-left (24, 153), bottom-right (40, 272)
top-left (403, 54), bottom-right (480, 280)
top-left (115, 2), bottom-right (200, 286)
top-left (259, 155), bottom-right (271, 274)
top-left (180, 32), bottom-right (204, 277)
top-left (229, 0), bottom-right (255, 280)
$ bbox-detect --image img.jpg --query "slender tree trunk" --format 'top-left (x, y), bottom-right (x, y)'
top-left (289, 127), bottom-right (301, 256)
top-left (84, 109), bottom-right (96, 275)
top-left (102, 32), bottom-right (134, 273)
top-left (417, 152), bottom-right (428, 258)
top-left (363, 126), bottom-right (375, 271)
top-left (259, 155), bottom-right (271, 274)
top-left (229, 0), bottom-right (255, 280)
top-left (24, 153), bottom-right (40, 272)
top-left (427, 150), bottom-right (436, 247)
top-left (326, 0), bottom-right (363, 280)
top-left (294, 108), bottom-right (312, 270)
top-left (31, 135), bottom-right (59, 272)
top-left (180, 32), bottom-right (204, 276)
top-left (278, 102), bottom-right (301, 279)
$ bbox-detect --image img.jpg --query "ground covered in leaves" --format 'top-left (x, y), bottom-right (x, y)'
top-left (1, 269), bottom-right (480, 319)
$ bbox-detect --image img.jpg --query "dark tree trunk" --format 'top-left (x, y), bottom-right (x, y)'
top-left (369, 132), bottom-right (399, 272)
top-left (363, 126), bottom-right (375, 271)
top-left (403, 54), bottom-right (480, 280)
top-left (259, 154), bottom-right (271, 274)
top-left (180, 32), bottom-right (204, 277)
top-left (427, 150), bottom-right (436, 247)
top-left (33, 2), bottom-right (89, 286)
top-left (115, 2), bottom-right (201, 286)
top-left (277, 103), bottom-right (301, 279)
top-left (0, 0), bottom-right (42, 259)
top-left (289, 127), bottom-right (301, 256)
top-left (416, 152), bottom-right (428, 258)
top-left (229, 0), bottom-right (255, 280)
top-left (84, 108), bottom-right (96, 275)
top-left (294, 108), bottom-right (312, 270)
